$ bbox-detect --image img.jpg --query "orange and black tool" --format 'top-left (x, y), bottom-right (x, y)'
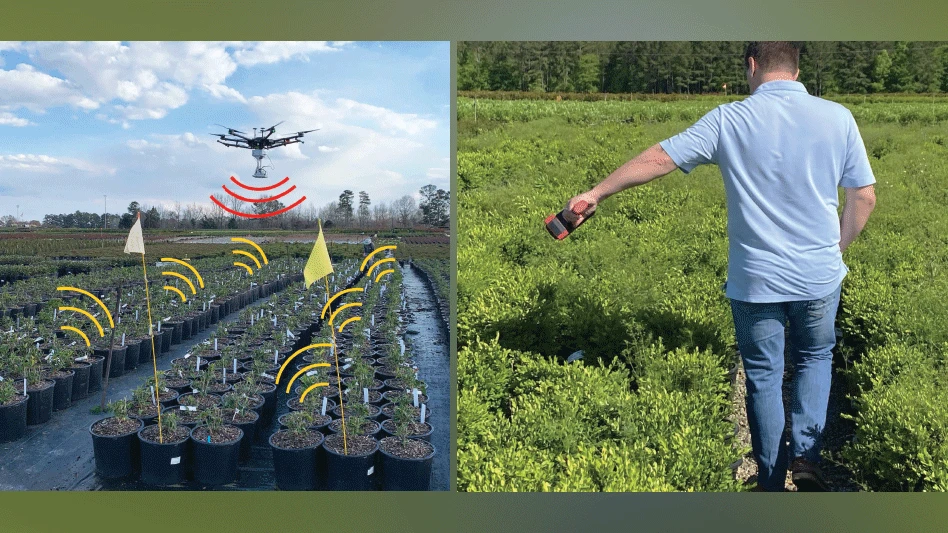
top-left (545, 200), bottom-right (596, 240)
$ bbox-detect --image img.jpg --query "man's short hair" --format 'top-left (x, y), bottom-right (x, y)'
top-left (744, 42), bottom-right (802, 73)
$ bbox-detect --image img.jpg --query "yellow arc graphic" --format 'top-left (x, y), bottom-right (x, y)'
top-left (57, 287), bottom-right (114, 328)
top-left (321, 288), bottom-right (364, 319)
top-left (230, 238), bottom-right (268, 265)
top-left (285, 363), bottom-right (331, 395)
top-left (299, 382), bottom-right (330, 403)
top-left (337, 316), bottom-right (361, 333)
top-left (159, 258), bottom-right (204, 289)
top-left (60, 326), bottom-right (91, 347)
top-left (374, 268), bottom-right (394, 283)
top-left (275, 343), bottom-right (333, 384)
top-left (163, 286), bottom-right (187, 302)
top-left (162, 272), bottom-right (196, 294)
top-left (367, 257), bottom-right (396, 278)
top-left (329, 302), bottom-right (362, 326)
top-left (360, 245), bottom-right (397, 272)
top-left (58, 306), bottom-right (104, 337)
top-left (232, 249), bottom-right (261, 269)
top-left (233, 261), bottom-right (254, 275)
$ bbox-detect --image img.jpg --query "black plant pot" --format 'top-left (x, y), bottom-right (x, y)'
top-left (90, 418), bottom-right (144, 479)
top-left (380, 420), bottom-right (434, 442)
top-left (159, 329), bottom-right (172, 353)
top-left (138, 426), bottom-right (190, 486)
top-left (96, 346), bottom-right (127, 379)
top-left (138, 337), bottom-right (155, 364)
top-left (322, 435), bottom-right (379, 491)
top-left (258, 384), bottom-right (277, 427)
top-left (87, 356), bottom-right (104, 393)
top-left (190, 426), bottom-right (243, 486)
top-left (70, 363), bottom-right (91, 402)
top-left (270, 430), bottom-right (325, 491)
top-left (124, 340), bottom-right (141, 372)
top-left (26, 380), bottom-right (54, 426)
top-left (210, 305), bottom-right (220, 324)
top-left (168, 322), bottom-right (183, 345)
top-left (229, 411), bottom-right (259, 463)
top-left (378, 437), bottom-right (435, 491)
top-left (0, 395), bottom-right (28, 443)
top-left (51, 370), bottom-right (75, 411)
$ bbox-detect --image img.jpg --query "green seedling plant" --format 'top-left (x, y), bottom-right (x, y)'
top-left (284, 410), bottom-right (314, 435)
top-left (0, 379), bottom-right (18, 404)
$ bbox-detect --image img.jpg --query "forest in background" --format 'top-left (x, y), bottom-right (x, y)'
top-left (458, 41), bottom-right (948, 96)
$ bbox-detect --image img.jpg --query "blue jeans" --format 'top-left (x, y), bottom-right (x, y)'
top-left (729, 283), bottom-right (841, 491)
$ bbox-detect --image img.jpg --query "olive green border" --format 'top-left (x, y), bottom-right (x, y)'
top-left (449, 40), bottom-right (459, 493)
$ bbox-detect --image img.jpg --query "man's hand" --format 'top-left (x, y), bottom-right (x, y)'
top-left (563, 191), bottom-right (599, 225)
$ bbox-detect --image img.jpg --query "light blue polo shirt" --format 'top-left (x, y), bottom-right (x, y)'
top-left (659, 80), bottom-right (876, 303)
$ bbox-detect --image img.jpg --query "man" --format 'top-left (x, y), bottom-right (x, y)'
top-left (564, 42), bottom-right (876, 492)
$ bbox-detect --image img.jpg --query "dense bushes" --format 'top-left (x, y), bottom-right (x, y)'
top-left (458, 97), bottom-right (948, 492)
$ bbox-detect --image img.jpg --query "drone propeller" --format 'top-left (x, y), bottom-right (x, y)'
top-left (264, 120), bottom-right (285, 132)
top-left (214, 123), bottom-right (246, 134)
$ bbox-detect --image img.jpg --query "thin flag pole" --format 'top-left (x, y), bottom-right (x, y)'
top-left (320, 218), bottom-right (347, 455)
top-left (138, 212), bottom-right (163, 443)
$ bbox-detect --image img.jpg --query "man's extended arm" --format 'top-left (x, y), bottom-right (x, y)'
top-left (839, 184), bottom-right (876, 253)
top-left (564, 143), bottom-right (679, 224)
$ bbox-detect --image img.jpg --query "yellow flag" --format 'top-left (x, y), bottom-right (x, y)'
top-left (304, 221), bottom-right (333, 288)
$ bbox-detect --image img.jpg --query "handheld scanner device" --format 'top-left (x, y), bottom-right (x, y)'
top-left (545, 200), bottom-right (596, 240)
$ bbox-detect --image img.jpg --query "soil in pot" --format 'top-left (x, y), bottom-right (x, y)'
top-left (70, 362), bottom-right (91, 402)
top-left (380, 419), bottom-right (433, 442)
top-left (129, 403), bottom-right (160, 425)
top-left (26, 380), bottom-right (54, 425)
top-left (270, 429), bottom-right (325, 491)
top-left (165, 406), bottom-right (203, 428)
top-left (378, 437), bottom-right (435, 491)
top-left (322, 434), bottom-right (379, 491)
top-left (48, 369), bottom-right (75, 411)
top-left (190, 425), bottom-right (243, 486)
top-left (138, 424), bottom-right (191, 486)
top-left (328, 418), bottom-right (380, 437)
top-left (90, 417), bottom-right (144, 479)
top-left (332, 403), bottom-right (382, 420)
top-left (177, 393), bottom-right (221, 410)
top-left (381, 403), bottom-right (432, 421)
top-left (0, 394), bottom-right (28, 443)
top-left (279, 412), bottom-right (332, 435)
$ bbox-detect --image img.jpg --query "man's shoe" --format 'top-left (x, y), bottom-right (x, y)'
top-left (790, 457), bottom-right (830, 492)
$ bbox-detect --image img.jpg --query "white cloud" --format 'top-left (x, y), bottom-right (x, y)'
top-left (0, 41), bottom-right (350, 125)
top-left (317, 145), bottom-right (340, 153)
top-left (426, 167), bottom-right (448, 181)
top-left (335, 98), bottom-right (437, 135)
top-left (0, 153), bottom-right (113, 174)
top-left (0, 111), bottom-right (30, 126)
top-left (232, 41), bottom-right (349, 66)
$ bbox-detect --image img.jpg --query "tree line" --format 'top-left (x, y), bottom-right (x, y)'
top-left (39, 184), bottom-right (451, 231)
top-left (458, 41), bottom-right (948, 96)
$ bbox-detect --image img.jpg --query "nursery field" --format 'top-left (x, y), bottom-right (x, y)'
top-left (456, 96), bottom-right (948, 491)
top-left (0, 233), bottom-right (449, 491)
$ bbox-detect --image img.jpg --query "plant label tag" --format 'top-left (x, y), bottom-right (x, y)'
top-left (185, 352), bottom-right (191, 359)
top-left (24, 378), bottom-right (27, 395)
top-left (214, 338), bottom-right (218, 351)
top-left (363, 388), bottom-right (369, 403)
top-left (223, 368), bottom-right (227, 383)
top-left (53, 309), bottom-right (57, 322)
top-left (321, 396), bottom-right (328, 416)
top-left (412, 388), bottom-right (420, 407)
top-left (274, 349), bottom-right (278, 364)
top-left (150, 386), bottom-right (156, 405)
top-left (262, 373), bottom-right (274, 380)
top-left (342, 364), bottom-right (351, 371)
top-left (343, 358), bottom-right (352, 363)
top-left (233, 359), bottom-right (238, 373)
top-left (157, 322), bottom-right (161, 333)
top-left (196, 357), bottom-right (201, 371)
top-left (367, 466), bottom-right (374, 476)
top-left (170, 457), bottom-right (181, 465)
top-left (135, 310), bottom-right (139, 321)
top-left (306, 371), bottom-right (319, 377)
top-left (371, 315), bottom-right (375, 327)
top-left (420, 403), bottom-right (426, 423)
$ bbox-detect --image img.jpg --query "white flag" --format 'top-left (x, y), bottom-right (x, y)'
top-left (124, 216), bottom-right (145, 254)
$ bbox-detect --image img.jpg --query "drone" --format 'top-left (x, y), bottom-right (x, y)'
top-left (211, 121), bottom-right (317, 178)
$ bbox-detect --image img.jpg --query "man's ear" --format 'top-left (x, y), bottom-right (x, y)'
top-left (794, 68), bottom-right (800, 80)
top-left (748, 57), bottom-right (756, 78)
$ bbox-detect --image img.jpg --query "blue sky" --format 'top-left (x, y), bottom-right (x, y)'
top-left (0, 42), bottom-right (449, 221)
